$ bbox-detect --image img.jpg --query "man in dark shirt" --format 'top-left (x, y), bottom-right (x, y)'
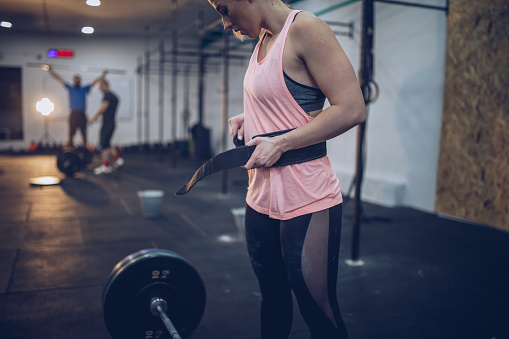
top-left (88, 79), bottom-right (123, 174)
top-left (47, 66), bottom-right (106, 148)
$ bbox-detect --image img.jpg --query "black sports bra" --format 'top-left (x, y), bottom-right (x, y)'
top-left (283, 71), bottom-right (326, 114)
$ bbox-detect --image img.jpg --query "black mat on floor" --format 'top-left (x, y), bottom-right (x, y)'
top-left (0, 153), bottom-right (507, 339)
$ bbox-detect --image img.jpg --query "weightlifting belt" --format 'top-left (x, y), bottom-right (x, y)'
top-left (175, 129), bottom-right (326, 195)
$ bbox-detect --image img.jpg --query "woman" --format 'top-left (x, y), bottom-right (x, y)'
top-left (208, 0), bottom-right (365, 338)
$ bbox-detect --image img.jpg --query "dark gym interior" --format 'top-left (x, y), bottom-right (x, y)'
top-left (1, 0), bottom-right (509, 338)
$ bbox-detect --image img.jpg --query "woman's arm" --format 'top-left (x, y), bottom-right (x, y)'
top-left (245, 14), bottom-right (365, 169)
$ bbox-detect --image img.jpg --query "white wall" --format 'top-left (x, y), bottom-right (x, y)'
top-left (0, 31), bottom-right (249, 149)
top-left (0, 33), bottom-right (144, 149)
top-left (0, 0), bottom-right (448, 213)
top-left (296, 0), bottom-right (447, 212)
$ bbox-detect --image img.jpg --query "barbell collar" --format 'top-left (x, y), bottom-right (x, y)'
top-left (150, 297), bottom-right (168, 316)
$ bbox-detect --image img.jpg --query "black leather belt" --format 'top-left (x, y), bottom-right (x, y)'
top-left (175, 129), bottom-right (326, 195)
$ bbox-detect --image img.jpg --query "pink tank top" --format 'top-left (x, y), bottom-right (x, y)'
top-left (243, 10), bottom-right (342, 220)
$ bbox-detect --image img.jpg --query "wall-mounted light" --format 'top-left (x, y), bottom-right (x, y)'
top-left (81, 26), bottom-right (94, 34)
top-left (86, 0), bottom-right (101, 6)
top-left (1, 21), bottom-right (12, 28)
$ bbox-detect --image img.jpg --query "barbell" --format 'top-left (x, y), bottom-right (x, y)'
top-left (56, 147), bottom-right (92, 176)
top-left (102, 249), bottom-right (206, 339)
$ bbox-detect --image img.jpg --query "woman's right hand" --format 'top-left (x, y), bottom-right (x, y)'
top-left (229, 113), bottom-right (245, 143)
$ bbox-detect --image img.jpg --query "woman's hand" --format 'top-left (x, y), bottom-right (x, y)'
top-left (229, 113), bottom-right (245, 143)
top-left (244, 136), bottom-right (286, 169)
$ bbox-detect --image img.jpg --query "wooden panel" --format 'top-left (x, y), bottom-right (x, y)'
top-left (435, 0), bottom-right (509, 231)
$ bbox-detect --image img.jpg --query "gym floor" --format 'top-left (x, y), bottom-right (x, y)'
top-left (0, 151), bottom-right (507, 339)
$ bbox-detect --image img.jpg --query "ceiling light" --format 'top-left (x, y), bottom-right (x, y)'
top-left (86, 0), bottom-right (101, 6)
top-left (1, 21), bottom-right (12, 28)
top-left (81, 26), bottom-right (94, 34)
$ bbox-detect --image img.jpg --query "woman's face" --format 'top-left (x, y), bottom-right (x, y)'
top-left (208, 0), bottom-right (260, 40)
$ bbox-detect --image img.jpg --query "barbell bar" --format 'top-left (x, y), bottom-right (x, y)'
top-left (151, 298), bottom-right (182, 339)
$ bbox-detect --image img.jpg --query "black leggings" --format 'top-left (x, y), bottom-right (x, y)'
top-left (245, 203), bottom-right (349, 339)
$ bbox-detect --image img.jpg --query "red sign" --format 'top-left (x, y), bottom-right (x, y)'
top-left (48, 49), bottom-right (74, 58)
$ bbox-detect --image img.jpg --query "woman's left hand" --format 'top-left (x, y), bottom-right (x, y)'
top-left (244, 136), bottom-right (285, 169)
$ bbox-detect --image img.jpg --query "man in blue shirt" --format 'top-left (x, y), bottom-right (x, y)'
top-left (48, 66), bottom-right (106, 148)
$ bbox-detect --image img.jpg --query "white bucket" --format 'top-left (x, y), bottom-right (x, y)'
top-left (138, 190), bottom-right (164, 218)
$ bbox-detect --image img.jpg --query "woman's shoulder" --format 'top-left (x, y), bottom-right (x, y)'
top-left (292, 11), bottom-right (326, 28)
top-left (290, 11), bottom-right (333, 40)
top-left (288, 11), bottom-right (337, 56)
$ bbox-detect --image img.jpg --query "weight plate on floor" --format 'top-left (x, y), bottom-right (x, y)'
top-left (74, 146), bottom-right (92, 165)
top-left (103, 249), bottom-right (206, 339)
top-left (56, 151), bottom-right (82, 176)
top-left (29, 176), bottom-right (61, 186)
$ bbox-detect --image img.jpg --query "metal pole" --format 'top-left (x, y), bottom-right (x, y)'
top-left (144, 26), bottom-right (151, 148)
top-left (137, 56), bottom-right (142, 146)
top-left (159, 38), bottom-right (165, 161)
top-left (183, 65), bottom-right (190, 140)
top-left (375, 0), bottom-right (448, 12)
top-left (198, 10), bottom-right (205, 126)
top-left (171, 0), bottom-right (178, 168)
top-left (194, 10), bottom-right (207, 165)
top-left (220, 31), bottom-right (230, 195)
top-left (44, 117), bottom-right (49, 142)
top-left (350, 0), bottom-right (374, 265)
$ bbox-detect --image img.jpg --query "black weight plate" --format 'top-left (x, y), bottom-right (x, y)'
top-left (56, 152), bottom-right (82, 176)
top-left (103, 249), bottom-right (206, 339)
top-left (74, 147), bottom-right (92, 165)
